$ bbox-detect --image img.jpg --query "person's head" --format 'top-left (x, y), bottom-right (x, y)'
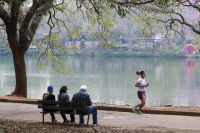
top-left (60, 86), bottom-right (68, 94)
top-left (136, 71), bottom-right (145, 78)
top-left (47, 85), bottom-right (54, 94)
top-left (80, 85), bottom-right (87, 92)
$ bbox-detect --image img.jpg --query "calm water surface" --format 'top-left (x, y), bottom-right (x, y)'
top-left (0, 56), bottom-right (200, 107)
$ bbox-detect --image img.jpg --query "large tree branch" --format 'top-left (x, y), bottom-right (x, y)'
top-left (30, 1), bottom-right (53, 37)
top-left (18, 0), bottom-right (53, 51)
top-left (110, 0), bottom-right (155, 6)
top-left (18, 7), bottom-right (25, 26)
top-left (164, 10), bottom-right (200, 34)
top-left (19, 2), bottom-right (53, 52)
top-left (0, 6), bottom-right (10, 25)
top-left (19, 0), bottom-right (44, 39)
top-left (10, 1), bottom-right (23, 26)
top-left (181, 0), bottom-right (200, 12)
top-left (172, 18), bottom-right (200, 34)
top-left (9, 1), bottom-right (21, 42)
top-left (141, 3), bottom-right (200, 34)
top-left (19, 0), bottom-right (53, 39)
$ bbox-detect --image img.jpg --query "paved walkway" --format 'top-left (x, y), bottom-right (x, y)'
top-left (0, 102), bottom-right (200, 132)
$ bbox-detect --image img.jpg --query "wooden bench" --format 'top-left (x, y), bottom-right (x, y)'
top-left (38, 100), bottom-right (90, 125)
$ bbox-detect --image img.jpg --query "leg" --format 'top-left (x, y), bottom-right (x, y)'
top-left (135, 91), bottom-right (146, 110)
top-left (88, 106), bottom-right (98, 125)
top-left (139, 91), bottom-right (146, 111)
top-left (61, 113), bottom-right (67, 122)
top-left (70, 114), bottom-right (75, 123)
top-left (50, 112), bottom-right (56, 123)
top-left (138, 99), bottom-right (146, 111)
top-left (134, 103), bottom-right (142, 108)
top-left (79, 115), bottom-right (84, 124)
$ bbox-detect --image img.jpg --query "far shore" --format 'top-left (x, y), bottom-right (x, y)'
top-left (0, 95), bottom-right (200, 117)
top-left (1, 47), bottom-right (200, 58)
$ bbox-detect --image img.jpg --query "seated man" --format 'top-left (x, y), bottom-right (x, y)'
top-left (43, 85), bottom-right (57, 123)
top-left (72, 85), bottom-right (98, 126)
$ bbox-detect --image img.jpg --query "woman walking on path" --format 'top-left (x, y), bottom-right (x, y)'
top-left (133, 71), bottom-right (149, 114)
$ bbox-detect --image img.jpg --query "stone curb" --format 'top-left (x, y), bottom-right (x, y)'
top-left (97, 104), bottom-right (200, 117)
top-left (0, 98), bottom-right (200, 117)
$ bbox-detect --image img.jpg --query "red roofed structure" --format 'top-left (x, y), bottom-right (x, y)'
top-left (182, 43), bottom-right (197, 54)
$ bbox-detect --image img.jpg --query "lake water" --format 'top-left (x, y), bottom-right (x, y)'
top-left (0, 56), bottom-right (200, 107)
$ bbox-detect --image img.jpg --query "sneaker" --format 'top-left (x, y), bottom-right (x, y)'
top-left (63, 119), bottom-right (70, 124)
top-left (132, 107), bottom-right (138, 113)
top-left (79, 123), bottom-right (85, 125)
top-left (52, 119), bottom-right (58, 123)
top-left (71, 122), bottom-right (75, 124)
top-left (93, 124), bottom-right (98, 127)
top-left (136, 110), bottom-right (143, 115)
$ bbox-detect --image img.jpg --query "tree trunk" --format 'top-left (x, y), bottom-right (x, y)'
top-left (11, 49), bottom-right (27, 97)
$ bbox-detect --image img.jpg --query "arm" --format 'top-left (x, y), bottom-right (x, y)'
top-left (52, 95), bottom-right (56, 101)
top-left (88, 95), bottom-right (92, 106)
top-left (49, 94), bottom-right (56, 101)
top-left (66, 94), bottom-right (70, 102)
top-left (60, 93), bottom-right (70, 102)
top-left (46, 94), bottom-right (55, 101)
top-left (43, 93), bottom-right (48, 100)
top-left (57, 94), bottom-right (61, 101)
top-left (135, 82), bottom-right (149, 88)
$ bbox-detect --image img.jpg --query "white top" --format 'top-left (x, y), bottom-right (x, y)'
top-left (137, 77), bottom-right (146, 92)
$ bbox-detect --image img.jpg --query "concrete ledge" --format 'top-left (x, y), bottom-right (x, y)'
top-left (96, 103), bottom-right (200, 117)
top-left (143, 109), bottom-right (200, 116)
top-left (0, 98), bottom-right (200, 117)
top-left (0, 97), bottom-right (37, 104)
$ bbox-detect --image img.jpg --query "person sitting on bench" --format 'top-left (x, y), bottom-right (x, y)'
top-left (72, 85), bottom-right (98, 126)
top-left (58, 85), bottom-right (75, 123)
top-left (43, 85), bottom-right (57, 123)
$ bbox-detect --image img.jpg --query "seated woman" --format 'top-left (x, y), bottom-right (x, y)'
top-left (58, 86), bottom-right (75, 123)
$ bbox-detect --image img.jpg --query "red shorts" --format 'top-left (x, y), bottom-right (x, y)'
top-left (137, 91), bottom-right (146, 99)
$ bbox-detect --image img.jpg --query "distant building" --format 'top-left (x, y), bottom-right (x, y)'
top-left (182, 43), bottom-right (197, 54)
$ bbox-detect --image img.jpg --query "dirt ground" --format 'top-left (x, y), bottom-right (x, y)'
top-left (0, 119), bottom-right (199, 133)
top-left (0, 96), bottom-right (200, 133)
top-left (0, 102), bottom-right (200, 133)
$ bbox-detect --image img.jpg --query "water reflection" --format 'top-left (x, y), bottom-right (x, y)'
top-left (181, 59), bottom-right (200, 106)
top-left (0, 56), bottom-right (200, 107)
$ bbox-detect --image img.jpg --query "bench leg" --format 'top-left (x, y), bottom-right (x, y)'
top-left (42, 113), bottom-right (44, 124)
top-left (87, 115), bottom-right (90, 125)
